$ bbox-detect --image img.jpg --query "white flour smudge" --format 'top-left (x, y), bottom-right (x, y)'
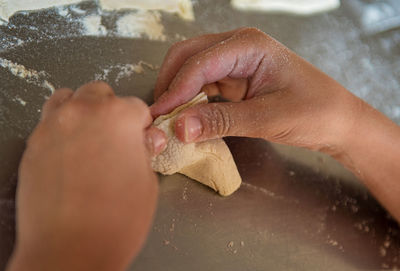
top-left (14, 96), bottom-right (27, 106)
top-left (81, 15), bottom-right (107, 36)
top-left (94, 61), bottom-right (159, 82)
top-left (0, 58), bottom-right (55, 94)
top-left (79, 10), bottom-right (167, 40)
top-left (116, 11), bottom-right (166, 41)
top-left (0, 0), bottom-right (194, 22)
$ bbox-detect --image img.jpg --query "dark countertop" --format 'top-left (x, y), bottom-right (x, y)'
top-left (0, 0), bottom-right (399, 270)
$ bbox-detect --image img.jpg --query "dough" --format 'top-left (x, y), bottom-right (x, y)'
top-left (0, 0), bottom-right (194, 22)
top-left (231, 0), bottom-right (340, 15)
top-left (152, 93), bottom-right (242, 196)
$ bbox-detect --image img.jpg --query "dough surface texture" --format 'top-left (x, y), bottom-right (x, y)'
top-left (152, 93), bottom-right (242, 196)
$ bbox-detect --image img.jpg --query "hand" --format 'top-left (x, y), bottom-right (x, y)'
top-left (8, 82), bottom-right (160, 271)
top-left (150, 27), bottom-right (361, 152)
top-left (151, 28), bottom-right (400, 222)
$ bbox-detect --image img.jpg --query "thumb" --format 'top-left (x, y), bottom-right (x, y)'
top-left (174, 100), bottom-right (259, 143)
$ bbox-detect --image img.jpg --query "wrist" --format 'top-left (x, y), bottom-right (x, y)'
top-left (314, 86), bottom-right (364, 162)
top-left (323, 97), bottom-right (400, 181)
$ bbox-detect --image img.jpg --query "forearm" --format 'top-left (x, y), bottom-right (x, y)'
top-left (328, 100), bottom-right (400, 220)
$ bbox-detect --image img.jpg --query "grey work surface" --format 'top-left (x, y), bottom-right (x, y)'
top-left (0, 0), bottom-right (400, 270)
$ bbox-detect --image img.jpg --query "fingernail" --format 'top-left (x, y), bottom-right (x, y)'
top-left (147, 131), bottom-right (166, 156)
top-left (184, 116), bottom-right (203, 142)
top-left (152, 132), bottom-right (166, 155)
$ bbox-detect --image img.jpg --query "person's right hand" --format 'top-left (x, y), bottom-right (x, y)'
top-left (150, 27), bottom-right (362, 154)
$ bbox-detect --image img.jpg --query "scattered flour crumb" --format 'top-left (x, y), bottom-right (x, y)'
top-left (327, 239), bottom-right (338, 247)
top-left (163, 239), bottom-right (178, 250)
top-left (351, 205), bottom-right (359, 213)
top-left (0, 57), bottom-right (55, 94)
top-left (379, 246), bottom-right (387, 257)
top-left (14, 97), bottom-right (27, 106)
top-left (94, 61), bottom-right (158, 82)
top-left (182, 184), bottom-right (188, 201)
top-left (116, 63), bottom-right (144, 81)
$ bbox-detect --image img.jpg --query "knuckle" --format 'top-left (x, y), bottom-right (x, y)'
top-left (128, 97), bottom-right (150, 114)
top-left (86, 80), bottom-right (113, 91)
top-left (56, 102), bottom-right (81, 126)
top-left (75, 81), bottom-right (115, 98)
top-left (239, 27), bottom-right (270, 42)
top-left (201, 104), bottom-right (233, 137)
top-left (166, 40), bottom-right (188, 58)
top-left (114, 97), bottom-right (151, 125)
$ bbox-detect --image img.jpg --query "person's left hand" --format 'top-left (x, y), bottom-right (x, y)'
top-left (7, 82), bottom-right (160, 271)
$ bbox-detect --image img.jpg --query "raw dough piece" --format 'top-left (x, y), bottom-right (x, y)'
top-left (152, 93), bottom-right (242, 196)
top-left (231, 0), bottom-right (340, 15)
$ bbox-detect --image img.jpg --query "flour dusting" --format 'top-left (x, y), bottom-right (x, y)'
top-left (94, 61), bottom-right (159, 82)
top-left (0, 58), bottom-right (55, 94)
top-left (14, 96), bottom-right (27, 106)
top-left (0, 0), bottom-right (194, 22)
top-left (81, 15), bottom-right (107, 36)
top-left (0, 0), bottom-right (82, 22)
top-left (116, 11), bottom-right (166, 41)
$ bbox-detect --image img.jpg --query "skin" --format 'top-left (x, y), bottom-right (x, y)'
top-left (151, 28), bottom-right (400, 221)
top-left (7, 82), bottom-right (163, 271)
top-left (7, 28), bottom-right (400, 270)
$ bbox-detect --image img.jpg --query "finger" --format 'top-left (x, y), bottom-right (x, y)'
top-left (145, 126), bottom-right (167, 157)
top-left (199, 77), bottom-right (248, 102)
top-left (154, 28), bottom-right (244, 101)
top-left (41, 88), bottom-right (74, 120)
top-left (174, 99), bottom-right (263, 143)
top-left (151, 28), bottom-right (270, 118)
top-left (73, 81), bottom-right (115, 102)
top-left (217, 78), bottom-right (248, 102)
top-left (201, 83), bottom-right (220, 97)
top-left (123, 97), bottom-right (153, 128)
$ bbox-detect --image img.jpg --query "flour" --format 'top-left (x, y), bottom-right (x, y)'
top-left (78, 10), bottom-right (167, 40)
top-left (94, 61), bottom-right (158, 82)
top-left (0, 0), bottom-right (194, 22)
top-left (14, 96), bottom-right (27, 106)
top-left (0, 0), bottom-right (82, 22)
top-left (0, 57), bottom-right (55, 94)
top-left (100, 0), bottom-right (194, 21)
top-left (116, 11), bottom-right (166, 41)
top-left (81, 15), bottom-right (107, 36)
top-left (1, 0), bottom-right (187, 45)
